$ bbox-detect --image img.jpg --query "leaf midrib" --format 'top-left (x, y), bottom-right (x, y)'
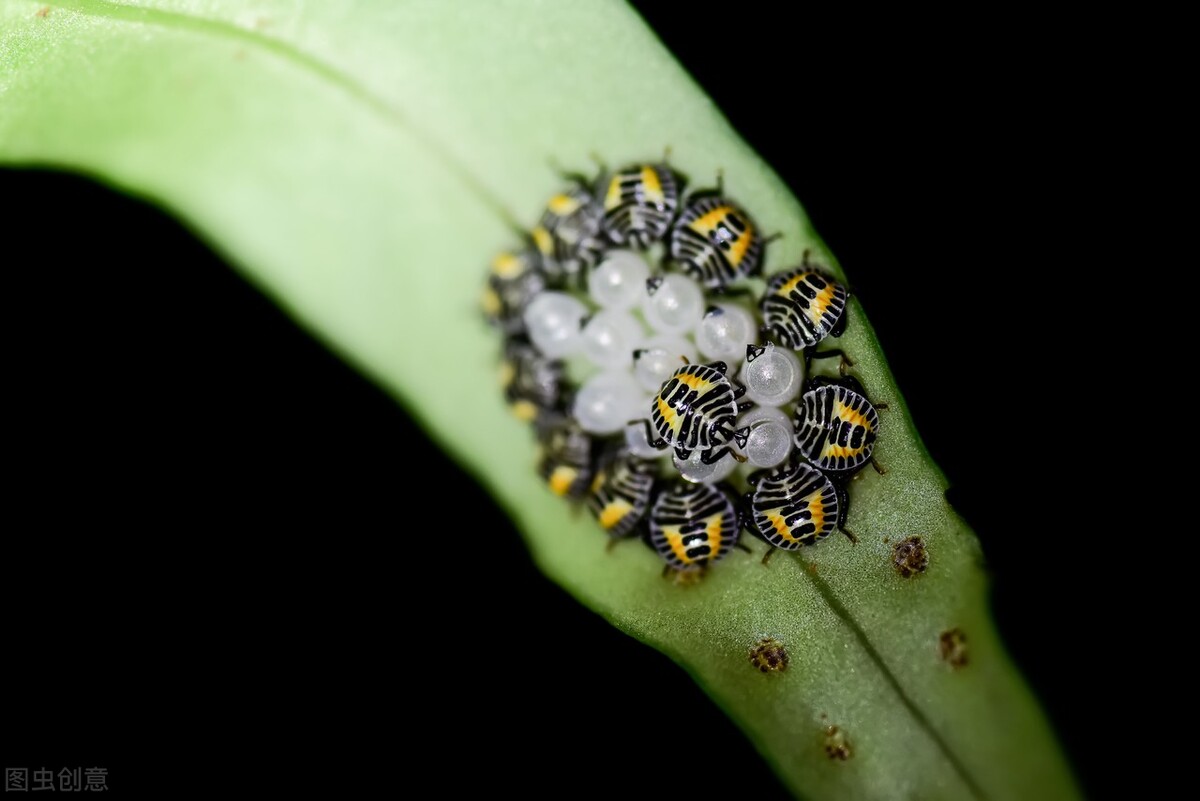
top-left (45, 0), bottom-right (519, 226)
top-left (794, 551), bottom-right (989, 800)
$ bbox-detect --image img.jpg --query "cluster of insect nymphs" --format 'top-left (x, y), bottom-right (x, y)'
top-left (482, 158), bottom-right (886, 580)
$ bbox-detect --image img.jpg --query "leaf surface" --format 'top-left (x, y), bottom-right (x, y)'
top-left (0, 2), bottom-right (1078, 798)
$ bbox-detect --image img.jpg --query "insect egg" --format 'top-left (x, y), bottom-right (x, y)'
top-left (673, 448), bottom-right (740, 484)
top-left (624, 416), bottom-right (670, 459)
top-left (487, 162), bottom-right (882, 579)
top-left (695, 302), bottom-right (759, 362)
top-left (736, 405), bottom-right (794, 468)
top-left (589, 249), bottom-right (651, 310)
top-left (641, 274), bottom-right (705, 334)
top-left (579, 310), bottom-right (645, 370)
top-left (740, 343), bottom-right (804, 406)
top-left (632, 335), bottom-right (697, 393)
top-left (572, 371), bottom-right (645, 435)
top-left (523, 291), bottom-right (588, 358)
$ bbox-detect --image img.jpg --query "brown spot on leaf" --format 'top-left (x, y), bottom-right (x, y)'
top-left (36, 6), bottom-right (50, 17)
top-left (748, 637), bottom-right (789, 673)
top-left (939, 628), bottom-right (968, 668)
top-left (892, 535), bottom-right (928, 578)
top-left (824, 725), bottom-right (852, 760)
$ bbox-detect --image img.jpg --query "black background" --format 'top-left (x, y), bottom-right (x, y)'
top-left (2, 7), bottom-right (1120, 798)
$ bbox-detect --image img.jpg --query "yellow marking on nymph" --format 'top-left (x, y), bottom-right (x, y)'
top-left (498, 362), bottom-right (516, 388)
top-left (704, 513), bottom-right (727, 556)
top-left (604, 176), bottom-right (623, 211)
top-left (690, 206), bottom-right (753, 267)
top-left (778, 272), bottom-right (808, 298)
top-left (547, 193), bottom-right (581, 216)
top-left (824, 444), bottom-right (865, 459)
top-left (481, 287), bottom-right (502, 317)
top-left (600, 499), bottom-right (634, 530)
top-left (490, 252), bottom-right (524, 279)
top-left (641, 166), bottom-right (665, 205)
top-left (765, 508), bottom-right (795, 543)
top-left (677, 372), bottom-right (713, 392)
top-left (808, 283), bottom-right (839, 322)
top-left (511, 400), bottom-right (539, 423)
top-left (590, 470), bottom-right (607, 495)
top-left (836, 401), bottom-right (873, 432)
top-left (808, 494), bottom-right (828, 534)
top-left (692, 205), bottom-right (734, 236)
top-left (548, 466), bottom-right (579, 497)
top-left (656, 397), bottom-right (681, 433)
top-left (725, 215), bottom-right (754, 267)
top-left (531, 226), bottom-right (554, 257)
top-left (663, 527), bottom-right (693, 564)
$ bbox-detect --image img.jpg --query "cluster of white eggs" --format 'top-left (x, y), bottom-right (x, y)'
top-left (521, 248), bottom-right (805, 484)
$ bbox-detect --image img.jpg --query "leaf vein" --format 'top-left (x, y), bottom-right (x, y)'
top-left (795, 552), bottom-right (991, 801)
top-left (45, 0), bottom-right (521, 226)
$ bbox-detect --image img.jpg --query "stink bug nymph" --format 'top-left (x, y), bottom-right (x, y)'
top-left (538, 419), bottom-right (596, 500)
top-left (532, 184), bottom-right (605, 284)
top-left (669, 177), bottom-right (767, 289)
top-left (500, 336), bottom-right (564, 425)
top-left (793, 376), bottom-right (883, 475)
top-left (482, 248), bottom-right (547, 335)
top-left (647, 480), bottom-right (742, 574)
top-left (760, 252), bottom-right (851, 371)
top-left (587, 446), bottom-right (657, 540)
top-left (599, 162), bottom-right (682, 249)
top-left (637, 361), bottom-right (751, 465)
top-left (746, 461), bottom-right (854, 564)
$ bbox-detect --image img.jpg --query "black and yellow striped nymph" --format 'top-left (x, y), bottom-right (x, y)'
top-left (794, 383), bottom-right (880, 474)
top-left (482, 248), bottom-right (547, 334)
top-left (648, 481), bottom-right (740, 571)
top-left (538, 420), bottom-right (595, 500)
top-left (648, 362), bottom-right (747, 464)
top-left (500, 337), bottom-right (564, 424)
top-left (532, 185), bottom-right (605, 282)
top-left (587, 450), bottom-right (656, 539)
top-left (749, 462), bottom-right (840, 550)
top-left (669, 192), bottom-right (763, 289)
top-left (760, 268), bottom-right (848, 350)
top-left (599, 163), bottom-right (680, 249)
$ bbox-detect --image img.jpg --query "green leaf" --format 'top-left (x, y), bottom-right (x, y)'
top-left (0, 2), bottom-right (1079, 798)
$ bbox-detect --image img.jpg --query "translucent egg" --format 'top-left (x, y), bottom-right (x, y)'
top-left (580, 310), bottom-right (644, 370)
top-left (624, 416), bottom-right (667, 459)
top-left (695, 302), bottom-right (758, 361)
top-left (740, 343), bottom-right (804, 406)
top-left (523, 291), bottom-right (588, 358)
top-left (642, 274), bottom-right (704, 334)
top-left (673, 448), bottom-right (739, 484)
top-left (632, 335), bottom-right (697, 392)
top-left (573, 371), bottom-right (645, 435)
top-left (736, 406), bottom-right (794, 468)
top-left (589, 250), bottom-right (650, 310)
